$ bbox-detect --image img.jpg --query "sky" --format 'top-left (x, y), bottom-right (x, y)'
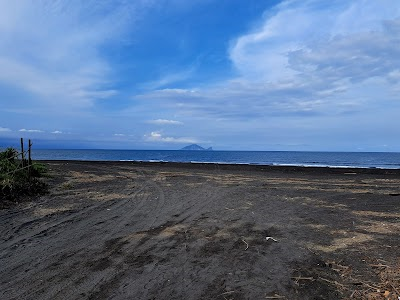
top-left (0, 0), bottom-right (400, 151)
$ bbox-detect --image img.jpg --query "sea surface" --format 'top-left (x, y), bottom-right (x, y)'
top-left (31, 149), bottom-right (400, 169)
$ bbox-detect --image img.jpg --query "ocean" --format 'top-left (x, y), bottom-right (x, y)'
top-left (31, 149), bottom-right (400, 169)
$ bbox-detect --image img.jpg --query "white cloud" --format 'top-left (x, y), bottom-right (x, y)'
top-left (19, 129), bottom-right (44, 133)
top-left (230, 0), bottom-right (400, 84)
top-left (129, 1), bottom-right (400, 126)
top-left (0, 1), bottom-right (148, 110)
top-left (145, 131), bottom-right (197, 144)
top-left (148, 119), bottom-right (183, 125)
top-left (51, 131), bottom-right (63, 134)
top-left (153, 0), bottom-right (400, 119)
top-left (114, 133), bottom-right (125, 136)
top-left (287, 24), bottom-right (400, 84)
top-left (0, 127), bottom-right (11, 132)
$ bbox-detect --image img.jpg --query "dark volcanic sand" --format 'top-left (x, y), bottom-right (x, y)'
top-left (1, 161), bottom-right (399, 300)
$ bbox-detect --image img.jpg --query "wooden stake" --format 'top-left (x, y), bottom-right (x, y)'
top-left (28, 139), bottom-right (32, 179)
top-left (20, 137), bottom-right (25, 167)
top-left (28, 140), bottom-right (32, 165)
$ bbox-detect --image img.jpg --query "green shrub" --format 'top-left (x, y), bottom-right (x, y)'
top-left (0, 147), bottom-right (48, 205)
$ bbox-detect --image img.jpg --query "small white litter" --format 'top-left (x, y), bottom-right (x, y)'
top-left (266, 237), bottom-right (278, 242)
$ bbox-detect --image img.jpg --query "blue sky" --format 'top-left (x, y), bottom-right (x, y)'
top-left (1, 0), bottom-right (400, 151)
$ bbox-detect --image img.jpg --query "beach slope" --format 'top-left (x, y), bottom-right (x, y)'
top-left (1, 161), bottom-right (399, 299)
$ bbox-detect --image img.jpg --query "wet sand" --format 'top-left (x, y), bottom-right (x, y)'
top-left (1, 161), bottom-right (399, 299)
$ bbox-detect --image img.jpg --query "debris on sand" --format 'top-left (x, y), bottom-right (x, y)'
top-left (266, 236), bottom-right (278, 242)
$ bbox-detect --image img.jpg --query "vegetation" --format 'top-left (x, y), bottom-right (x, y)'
top-left (0, 147), bottom-right (48, 206)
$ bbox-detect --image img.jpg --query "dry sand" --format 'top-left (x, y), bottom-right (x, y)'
top-left (1, 161), bottom-right (399, 299)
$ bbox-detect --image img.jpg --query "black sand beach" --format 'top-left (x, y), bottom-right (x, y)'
top-left (1, 161), bottom-right (399, 299)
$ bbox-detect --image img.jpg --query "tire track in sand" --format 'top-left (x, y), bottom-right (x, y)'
top-left (0, 165), bottom-right (165, 300)
top-left (88, 171), bottom-right (223, 300)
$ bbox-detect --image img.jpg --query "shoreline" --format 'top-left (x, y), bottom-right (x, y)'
top-left (31, 149), bottom-right (400, 170)
top-left (39, 159), bottom-right (400, 175)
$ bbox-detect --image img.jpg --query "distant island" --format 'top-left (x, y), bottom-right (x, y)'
top-left (180, 144), bottom-right (213, 151)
